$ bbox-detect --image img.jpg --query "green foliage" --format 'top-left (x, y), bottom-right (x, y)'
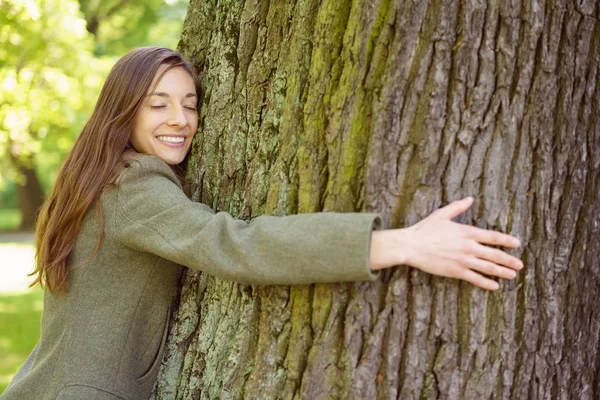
top-left (0, 0), bottom-right (188, 211)
top-left (0, 208), bottom-right (21, 231)
top-left (0, 0), bottom-right (104, 192)
top-left (78, 0), bottom-right (189, 56)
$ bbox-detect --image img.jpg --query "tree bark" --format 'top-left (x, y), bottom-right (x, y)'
top-left (154, 0), bottom-right (600, 398)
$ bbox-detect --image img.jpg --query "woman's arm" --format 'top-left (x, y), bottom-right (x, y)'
top-left (116, 156), bottom-right (521, 289)
top-left (369, 197), bottom-right (523, 291)
top-left (114, 156), bottom-right (381, 285)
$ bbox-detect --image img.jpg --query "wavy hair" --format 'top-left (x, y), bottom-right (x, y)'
top-left (30, 47), bottom-right (201, 293)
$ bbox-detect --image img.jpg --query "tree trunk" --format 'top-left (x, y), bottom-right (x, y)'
top-left (154, 0), bottom-right (600, 398)
top-left (13, 157), bottom-right (45, 231)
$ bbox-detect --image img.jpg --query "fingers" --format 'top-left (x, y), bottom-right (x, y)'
top-left (458, 268), bottom-right (500, 291)
top-left (433, 199), bottom-right (522, 249)
top-left (464, 225), bottom-right (521, 248)
top-left (467, 257), bottom-right (517, 280)
top-left (472, 242), bottom-right (524, 270)
top-left (432, 197), bottom-right (474, 220)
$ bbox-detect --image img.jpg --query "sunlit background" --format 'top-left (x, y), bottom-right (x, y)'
top-left (0, 0), bottom-right (189, 392)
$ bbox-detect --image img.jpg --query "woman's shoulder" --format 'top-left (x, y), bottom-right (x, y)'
top-left (115, 153), bottom-right (181, 187)
top-left (107, 154), bottom-right (190, 222)
top-left (122, 152), bottom-right (173, 172)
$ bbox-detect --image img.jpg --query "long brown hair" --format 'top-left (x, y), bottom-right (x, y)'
top-left (30, 47), bottom-right (201, 293)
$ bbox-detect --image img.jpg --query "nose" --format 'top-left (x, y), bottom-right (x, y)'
top-left (167, 105), bottom-right (188, 128)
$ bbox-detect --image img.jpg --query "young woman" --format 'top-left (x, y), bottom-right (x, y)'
top-left (2, 47), bottom-right (523, 399)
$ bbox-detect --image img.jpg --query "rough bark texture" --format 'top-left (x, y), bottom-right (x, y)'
top-left (153, 0), bottom-right (600, 398)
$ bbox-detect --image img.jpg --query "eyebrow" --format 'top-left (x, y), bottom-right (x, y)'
top-left (147, 92), bottom-right (197, 99)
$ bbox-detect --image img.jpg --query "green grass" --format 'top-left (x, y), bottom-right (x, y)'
top-left (0, 240), bottom-right (40, 394)
top-left (0, 209), bottom-right (21, 232)
top-left (0, 289), bottom-right (43, 394)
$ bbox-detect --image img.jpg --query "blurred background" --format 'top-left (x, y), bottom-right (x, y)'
top-left (0, 0), bottom-right (189, 392)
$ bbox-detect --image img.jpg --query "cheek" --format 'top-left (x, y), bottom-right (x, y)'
top-left (189, 115), bottom-right (199, 133)
top-left (135, 113), bottom-right (162, 137)
top-left (187, 130), bottom-right (197, 149)
top-left (129, 122), bottom-right (142, 149)
top-left (187, 122), bottom-right (199, 142)
top-left (129, 131), bottom-right (146, 154)
top-left (130, 111), bottom-right (158, 149)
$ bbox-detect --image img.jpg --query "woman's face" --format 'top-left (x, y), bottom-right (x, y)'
top-left (130, 66), bottom-right (199, 165)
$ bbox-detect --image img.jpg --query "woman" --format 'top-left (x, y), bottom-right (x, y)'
top-left (2, 47), bottom-right (523, 399)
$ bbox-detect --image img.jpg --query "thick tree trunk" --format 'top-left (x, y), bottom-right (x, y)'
top-left (154, 0), bottom-right (600, 398)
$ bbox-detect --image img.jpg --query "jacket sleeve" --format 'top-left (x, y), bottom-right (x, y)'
top-left (114, 156), bottom-right (382, 285)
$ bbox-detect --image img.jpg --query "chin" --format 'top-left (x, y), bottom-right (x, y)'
top-left (165, 158), bottom-right (186, 166)
top-left (155, 153), bottom-right (187, 165)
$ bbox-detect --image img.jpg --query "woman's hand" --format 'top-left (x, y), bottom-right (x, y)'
top-left (369, 197), bottom-right (523, 291)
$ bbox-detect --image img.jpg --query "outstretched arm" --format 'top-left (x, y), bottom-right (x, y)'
top-left (369, 197), bottom-right (523, 291)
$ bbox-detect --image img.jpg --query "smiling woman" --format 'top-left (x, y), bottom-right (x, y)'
top-left (129, 66), bottom-right (199, 165)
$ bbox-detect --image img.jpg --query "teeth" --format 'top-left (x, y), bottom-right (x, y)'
top-left (157, 136), bottom-right (185, 143)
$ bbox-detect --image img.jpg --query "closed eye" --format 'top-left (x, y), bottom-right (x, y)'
top-left (184, 106), bottom-right (197, 111)
top-left (150, 105), bottom-right (166, 110)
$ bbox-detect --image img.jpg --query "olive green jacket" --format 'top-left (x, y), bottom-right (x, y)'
top-left (2, 155), bottom-right (381, 400)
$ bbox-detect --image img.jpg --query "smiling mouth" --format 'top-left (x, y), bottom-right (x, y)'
top-left (157, 136), bottom-right (185, 144)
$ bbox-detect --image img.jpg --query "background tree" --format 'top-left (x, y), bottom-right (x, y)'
top-left (0, 0), bottom-right (188, 231)
top-left (0, 0), bottom-right (99, 230)
top-left (154, 0), bottom-right (600, 399)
